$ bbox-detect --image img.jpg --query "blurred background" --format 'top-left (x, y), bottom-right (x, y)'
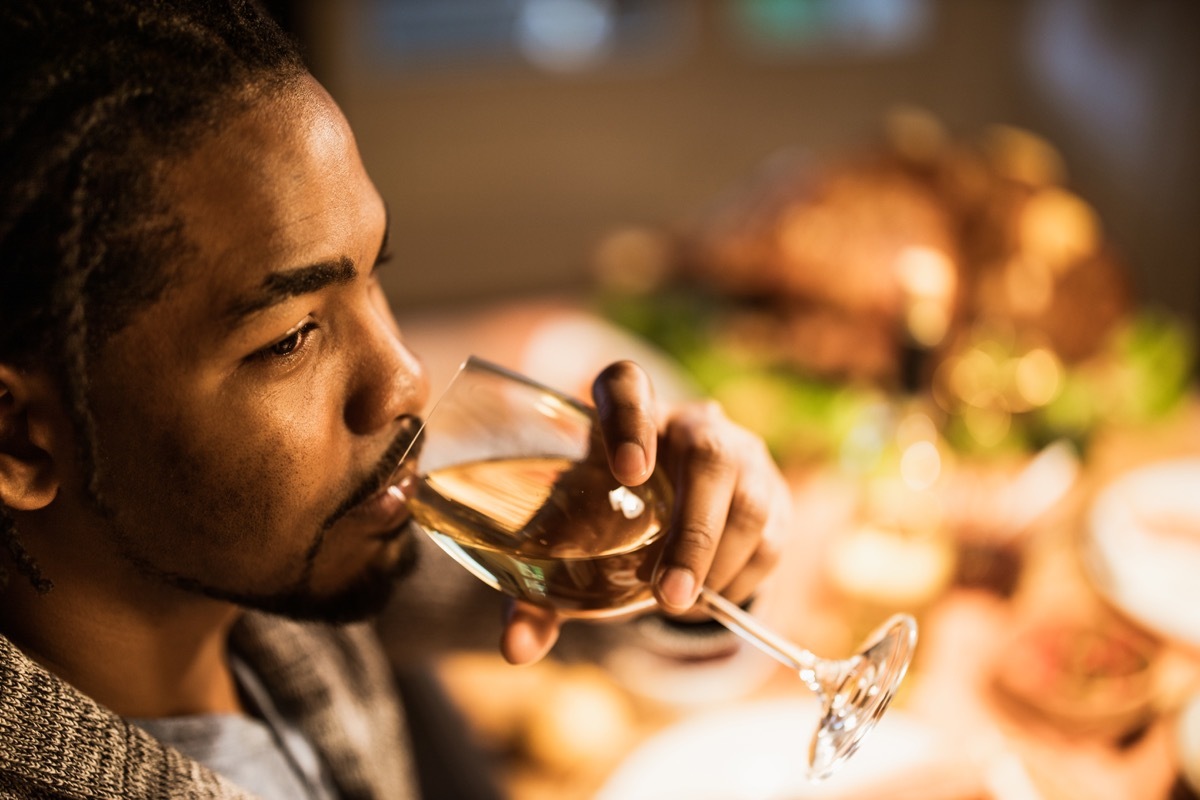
top-left (268, 2), bottom-right (1200, 799)
top-left (272, 0), bottom-right (1198, 328)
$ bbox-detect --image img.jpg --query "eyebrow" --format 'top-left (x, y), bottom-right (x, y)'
top-left (223, 210), bottom-right (391, 326)
top-left (223, 257), bottom-right (357, 324)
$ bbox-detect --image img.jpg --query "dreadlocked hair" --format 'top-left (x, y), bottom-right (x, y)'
top-left (0, 0), bottom-right (305, 592)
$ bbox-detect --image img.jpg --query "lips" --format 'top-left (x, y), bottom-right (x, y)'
top-left (346, 463), bottom-right (416, 534)
top-left (331, 415), bottom-right (423, 535)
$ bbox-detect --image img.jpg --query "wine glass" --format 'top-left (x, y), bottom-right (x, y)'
top-left (396, 356), bottom-right (918, 780)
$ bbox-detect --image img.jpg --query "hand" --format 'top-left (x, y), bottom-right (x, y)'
top-left (499, 360), bottom-right (790, 664)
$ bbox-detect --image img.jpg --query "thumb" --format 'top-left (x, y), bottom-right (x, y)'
top-left (500, 601), bottom-right (562, 665)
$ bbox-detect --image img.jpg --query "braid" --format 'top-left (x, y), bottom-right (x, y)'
top-left (0, 0), bottom-right (305, 589)
top-left (60, 146), bottom-right (109, 501)
top-left (0, 512), bottom-right (52, 594)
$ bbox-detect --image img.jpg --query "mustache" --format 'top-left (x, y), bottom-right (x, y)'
top-left (321, 414), bottom-right (424, 531)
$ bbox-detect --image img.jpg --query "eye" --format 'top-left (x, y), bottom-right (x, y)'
top-left (254, 321), bottom-right (318, 361)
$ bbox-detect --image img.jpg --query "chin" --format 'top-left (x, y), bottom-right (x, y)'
top-left (188, 528), bottom-right (422, 625)
top-left (268, 573), bottom-right (399, 624)
top-left (275, 532), bottom-right (422, 624)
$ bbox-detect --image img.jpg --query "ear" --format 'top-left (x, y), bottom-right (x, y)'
top-left (0, 364), bottom-right (67, 511)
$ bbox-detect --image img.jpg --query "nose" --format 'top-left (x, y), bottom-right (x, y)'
top-left (345, 296), bottom-right (429, 435)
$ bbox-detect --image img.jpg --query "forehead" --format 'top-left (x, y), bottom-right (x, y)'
top-left (159, 74), bottom-right (382, 305)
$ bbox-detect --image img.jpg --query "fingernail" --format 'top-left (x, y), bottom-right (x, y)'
top-left (614, 441), bottom-right (647, 481)
top-left (658, 567), bottom-right (697, 611)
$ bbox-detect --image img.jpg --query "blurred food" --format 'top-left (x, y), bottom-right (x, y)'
top-left (827, 521), bottom-right (954, 610)
top-left (594, 110), bottom-right (1194, 462)
top-left (990, 617), bottom-right (1158, 741)
top-left (680, 150), bottom-right (961, 383)
top-left (1084, 458), bottom-right (1200, 648)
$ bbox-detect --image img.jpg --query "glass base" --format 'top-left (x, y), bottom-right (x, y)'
top-left (807, 614), bottom-right (918, 781)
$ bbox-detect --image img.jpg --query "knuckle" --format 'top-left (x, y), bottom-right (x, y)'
top-left (698, 398), bottom-right (725, 419)
top-left (755, 537), bottom-right (783, 571)
top-left (732, 489), bottom-right (772, 533)
top-left (675, 521), bottom-right (719, 555)
top-left (682, 398), bottom-right (726, 425)
top-left (683, 426), bottom-right (731, 467)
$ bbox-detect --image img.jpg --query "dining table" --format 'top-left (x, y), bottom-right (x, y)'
top-left (400, 297), bottom-right (1200, 800)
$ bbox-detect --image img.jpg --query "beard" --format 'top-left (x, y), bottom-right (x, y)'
top-left (140, 520), bottom-right (424, 625)
top-left (89, 416), bottom-right (426, 625)
top-left (223, 521), bottom-right (422, 624)
top-left (235, 535), bottom-right (421, 625)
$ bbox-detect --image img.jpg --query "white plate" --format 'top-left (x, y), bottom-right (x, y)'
top-left (595, 697), bottom-right (954, 800)
top-left (1084, 458), bottom-right (1200, 648)
top-left (1179, 692), bottom-right (1200, 793)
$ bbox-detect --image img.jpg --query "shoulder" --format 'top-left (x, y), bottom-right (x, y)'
top-left (0, 633), bottom-right (253, 800)
top-left (229, 614), bottom-right (420, 799)
top-left (231, 613), bottom-right (391, 691)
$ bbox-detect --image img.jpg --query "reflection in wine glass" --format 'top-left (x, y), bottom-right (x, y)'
top-left (397, 356), bottom-right (918, 780)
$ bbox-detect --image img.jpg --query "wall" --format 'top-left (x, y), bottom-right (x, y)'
top-left (291, 0), bottom-right (1199, 327)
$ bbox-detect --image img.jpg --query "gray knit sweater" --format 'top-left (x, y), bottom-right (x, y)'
top-left (0, 614), bottom-right (419, 800)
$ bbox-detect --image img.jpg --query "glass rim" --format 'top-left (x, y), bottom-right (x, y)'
top-left (396, 355), bottom-right (594, 467)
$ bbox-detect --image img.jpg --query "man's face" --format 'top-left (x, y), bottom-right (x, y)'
top-left (82, 75), bottom-right (429, 621)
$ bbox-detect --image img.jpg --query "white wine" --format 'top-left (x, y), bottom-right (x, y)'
top-left (407, 454), bottom-right (672, 618)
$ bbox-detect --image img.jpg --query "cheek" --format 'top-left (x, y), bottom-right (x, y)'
top-left (92, 384), bottom-right (339, 560)
top-left (171, 395), bottom-right (336, 534)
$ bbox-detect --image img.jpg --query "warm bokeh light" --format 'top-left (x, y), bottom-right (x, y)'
top-left (896, 245), bottom-right (955, 300)
top-left (591, 226), bottom-right (674, 295)
top-left (962, 405), bottom-right (1011, 447)
top-left (982, 125), bottom-right (1067, 186)
top-left (949, 346), bottom-right (1002, 409)
top-left (1014, 347), bottom-right (1062, 407)
top-left (897, 245), bottom-right (956, 346)
top-left (1003, 256), bottom-right (1055, 316)
top-left (896, 411), bottom-right (939, 448)
top-left (827, 523), bottom-right (954, 608)
top-left (901, 439), bottom-right (942, 490)
top-left (1018, 187), bottom-right (1100, 272)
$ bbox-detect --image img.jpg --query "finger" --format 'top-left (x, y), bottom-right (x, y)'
top-left (654, 403), bottom-right (739, 614)
top-left (592, 360), bottom-right (657, 486)
top-left (702, 437), bottom-right (787, 595)
top-left (711, 475), bottom-right (790, 605)
top-left (718, 545), bottom-right (781, 606)
top-left (499, 601), bottom-right (562, 665)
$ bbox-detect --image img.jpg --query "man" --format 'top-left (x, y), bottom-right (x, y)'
top-left (0, 2), bottom-right (790, 798)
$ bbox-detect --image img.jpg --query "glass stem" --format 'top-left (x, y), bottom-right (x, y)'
top-left (697, 587), bottom-right (816, 672)
top-left (698, 588), bottom-right (856, 701)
